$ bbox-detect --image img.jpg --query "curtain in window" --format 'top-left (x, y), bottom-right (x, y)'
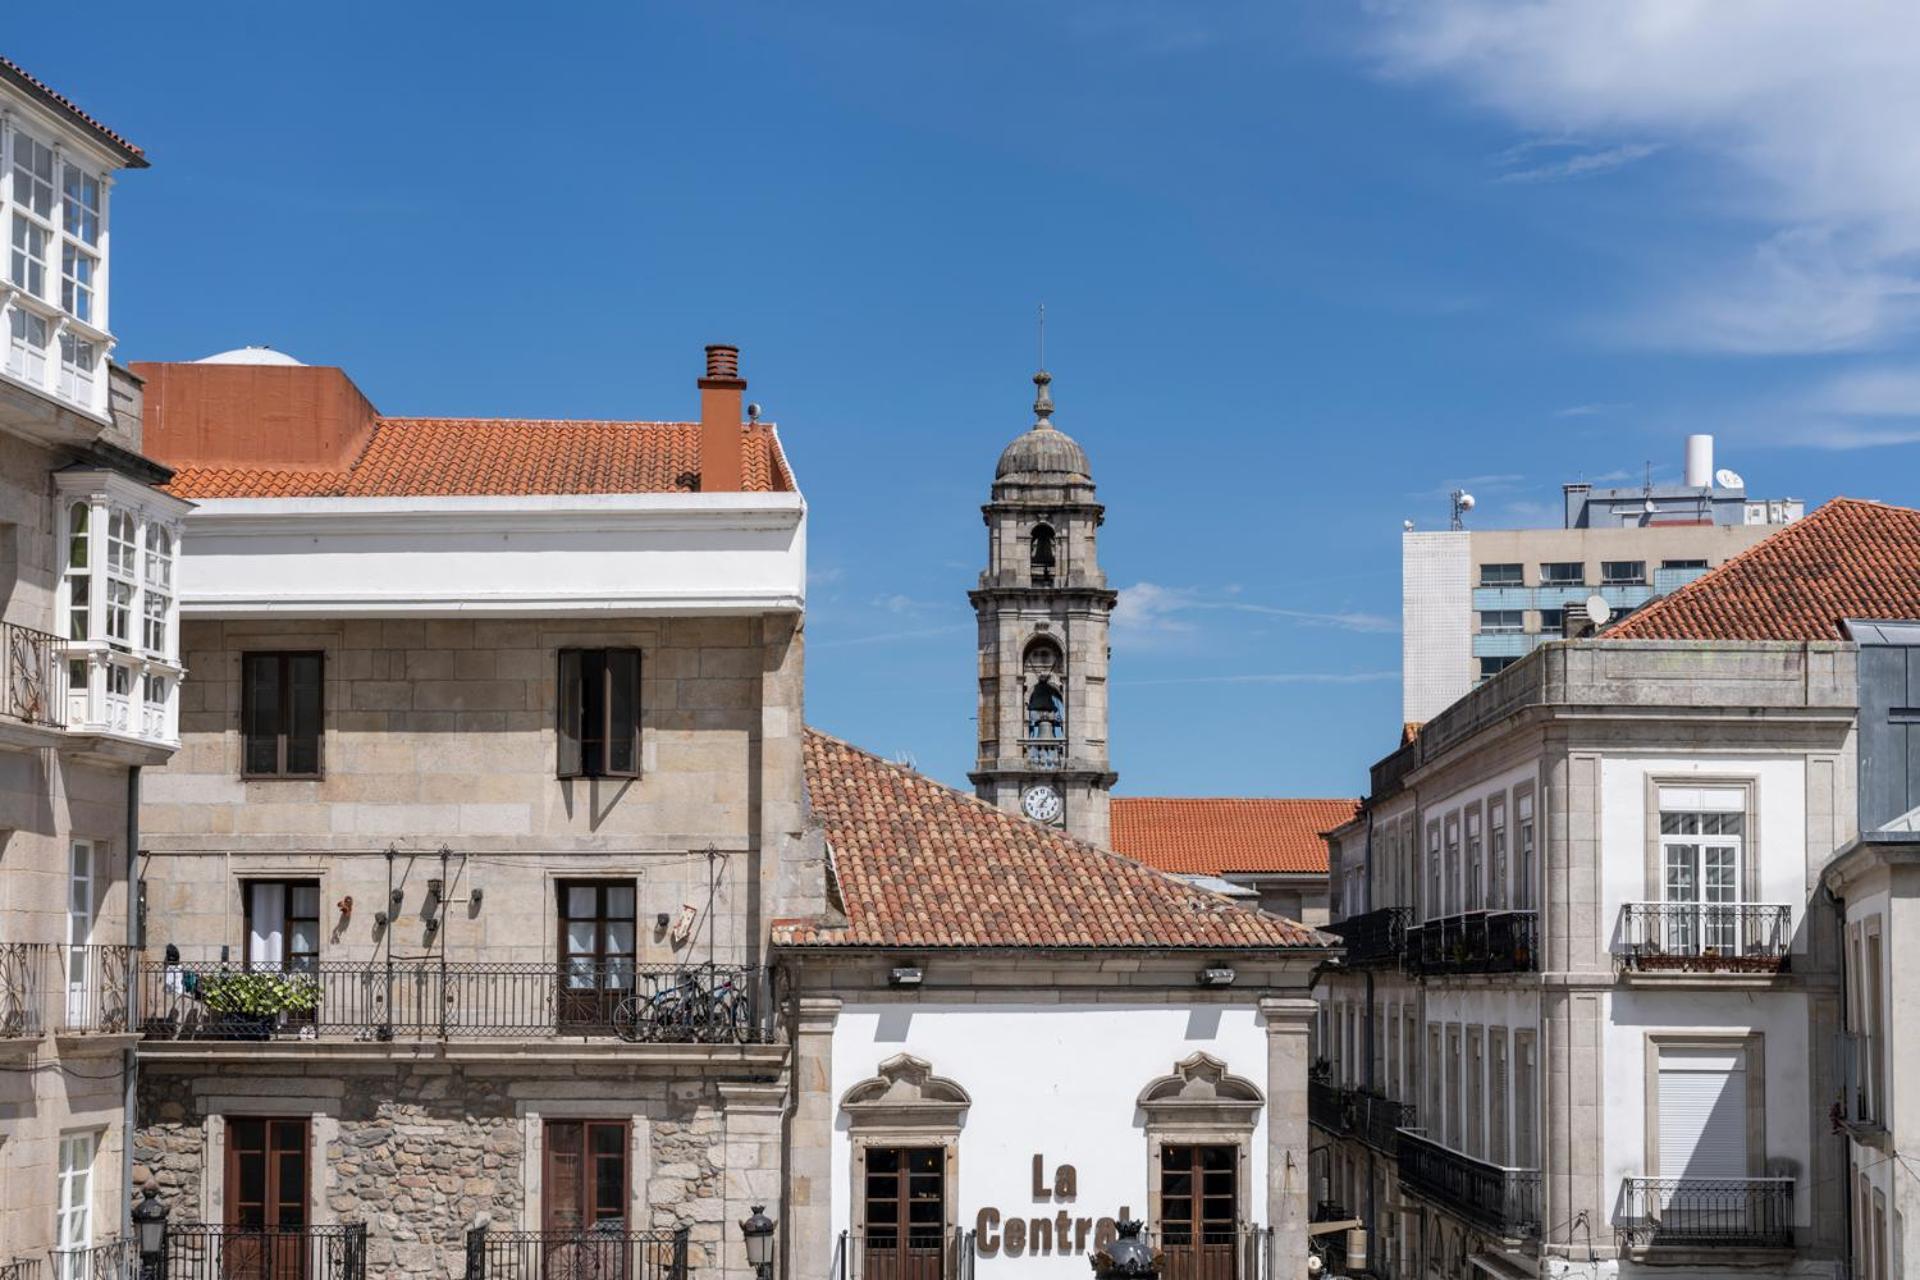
top-left (249, 883), bottom-right (288, 969)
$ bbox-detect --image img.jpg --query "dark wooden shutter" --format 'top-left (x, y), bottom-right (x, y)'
top-left (557, 649), bottom-right (583, 778)
top-left (242, 654), bottom-right (283, 775)
top-left (605, 649), bottom-right (640, 777)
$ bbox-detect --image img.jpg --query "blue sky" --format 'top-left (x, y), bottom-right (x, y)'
top-left (19, 3), bottom-right (1920, 798)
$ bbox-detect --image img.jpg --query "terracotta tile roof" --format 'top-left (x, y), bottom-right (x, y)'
top-left (1, 57), bottom-right (147, 167)
top-left (1607, 498), bottom-right (1920, 641)
top-left (1109, 797), bottom-right (1359, 876)
top-left (162, 419), bottom-right (793, 499)
top-left (778, 730), bottom-right (1336, 951)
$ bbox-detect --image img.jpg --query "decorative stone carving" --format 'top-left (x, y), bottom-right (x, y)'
top-left (840, 1053), bottom-right (971, 1131)
top-left (1136, 1052), bottom-right (1263, 1130)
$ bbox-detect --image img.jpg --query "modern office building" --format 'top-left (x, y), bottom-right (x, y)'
top-left (1401, 435), bottom-right (1803, 724)
top-left (0, 56), bottom-right (173, 1280)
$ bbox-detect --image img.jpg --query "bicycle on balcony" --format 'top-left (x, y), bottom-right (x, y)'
top-left (611, 964), bottom-right (749, 1044)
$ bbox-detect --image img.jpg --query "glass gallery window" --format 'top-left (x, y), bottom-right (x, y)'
top-left (53, 473), bottom-right (187, 744)
top-left (3, 119), bottom-right (112, 413)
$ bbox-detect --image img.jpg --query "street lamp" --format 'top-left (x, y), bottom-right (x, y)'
top-left (739, 1205), bottom-right (776, 1280)
top-left (132, 1187), bottom-right (169, 1280)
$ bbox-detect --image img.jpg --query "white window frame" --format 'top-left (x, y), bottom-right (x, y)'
top-left (1488, 796), bottom-right (1508, 911)
top-left (55, 1129), bottom-right (98, 1278)
top-left (52, 472), bottom-right (189, 745)
top-left (1658, 788), bottom-right (1746, 955)
top-left (1, 116), bottom-right (116, 415)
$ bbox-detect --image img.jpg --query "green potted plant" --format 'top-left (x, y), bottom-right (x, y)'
top-left (197, 970), bottom-right (321, 1040)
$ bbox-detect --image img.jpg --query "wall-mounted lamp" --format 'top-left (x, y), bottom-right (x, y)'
top-left (656, 912), bottom-right (672, 930)
top-left (390, 888), bottom-right (404, 906)
top-left (1197, 967), bottom-right (1237, 987)
top-left (470, 887), bottom-right (484, 910)
top-left (374, 911), bottom-right (390, 927)
top-left (889, 966), bottom-right (924, 987)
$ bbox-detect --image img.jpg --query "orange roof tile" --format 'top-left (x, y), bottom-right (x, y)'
top-left (1, 57), bottom-right (147, 166)
top-left (777, 730), bottom-right (1335, 951)
top-left (162, 419), bottom-right (793, 499)
top-left (1607, 498), bottom-right (1920, 641)
top-left (1110, 797), bottom-right (1359, 876)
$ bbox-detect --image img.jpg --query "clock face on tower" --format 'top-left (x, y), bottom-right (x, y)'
top-left (1021, 784), bottom-right (1064, 824)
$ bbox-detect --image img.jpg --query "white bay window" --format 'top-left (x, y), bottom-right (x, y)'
top-left (53, 471), bottom-right (189, 746)
top-left (2, 117), bottom-right (114, 415)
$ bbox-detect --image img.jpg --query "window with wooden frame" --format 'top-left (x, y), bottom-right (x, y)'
top-left (544, 1119), bottom-right (629, 1233)
top-left (242, 652), bottom-right (324, 778)
top-left (245, 880), bottom-right (321, 973)
top-left (557, 648), bottom-right (641, 779)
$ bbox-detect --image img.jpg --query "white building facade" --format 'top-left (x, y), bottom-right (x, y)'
top-left (1318, 639), bottom-right (1853, 1279)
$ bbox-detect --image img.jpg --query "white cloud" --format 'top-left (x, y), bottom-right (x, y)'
top-left (1494, 141), bottom-right (1661, 184)
top-left (1369, 0), bottom-right (1920, 353)
top-left (1765, 366), bottom-right (1920, 448)
top-left (1112, 582), bottom-right (1397, 647)
top-left (1119, 671), bottom-right (1398, 687)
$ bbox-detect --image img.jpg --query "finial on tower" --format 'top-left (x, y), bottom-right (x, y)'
top-left (1031, 303), bottom-right (1055, 428)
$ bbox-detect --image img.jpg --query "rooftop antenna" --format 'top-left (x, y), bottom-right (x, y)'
top-left (1448, 489), bottom-right (1476, 531)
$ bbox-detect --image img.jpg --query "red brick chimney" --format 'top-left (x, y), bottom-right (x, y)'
top-left (698, 344), bottom-right (745, 493)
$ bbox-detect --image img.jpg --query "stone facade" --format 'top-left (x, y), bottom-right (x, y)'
top-left (142, 612), bottom-right (805, 967)
top-left (2, 362), bottom-right (175, 1263)
top-left (135, 1061), bottom-right (769, 1278)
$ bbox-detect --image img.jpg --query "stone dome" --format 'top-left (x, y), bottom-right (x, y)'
top-left (994, 371), bottom-right (1092, 482)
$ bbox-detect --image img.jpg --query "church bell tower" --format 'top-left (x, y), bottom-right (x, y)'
top-left (968, 369), bottom-right (1118, 847)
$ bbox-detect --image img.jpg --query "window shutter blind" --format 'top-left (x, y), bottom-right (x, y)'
top-left (606, 648), bottom-right (640, 777)
top-left (557, 649), bottom-right (583, 778)
top-left (1489, 1036), bottom-right (1509, 1166)
top-left (1659, 1049), bottom-right (1748, 1179)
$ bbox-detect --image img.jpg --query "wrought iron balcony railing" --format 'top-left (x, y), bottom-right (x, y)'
top-left (139, 959), bottom-right (769, 1044)
top-left (1618, 903), bottom-right (1791, 973)
top-left (1310, 1082), bottom-right (1416, 1158)
top-left (466, 1227), bottom-right (688, 1280)
top-left (1404, 910), bottom-right (1538, 979)
top-left (1396, 1129), bottom-right (1539, 1239)
top-left (1327, 907), bottom-right (1409, 968)
top-left (162, 1223), bottom-right (367, 1280)
top-left (47, 1237), bottom-right (134, 1280)
top-left (0, 942), bottom-right (54, 1038)
top-left (2, 620), bottom-right (66, 730)
top-left (1836, 1031), bottom-right (1886, 1132)
top-left (1616, 1177), bottom-right (1793, 1249)
top-left (1358, 1093), bottom-right (1415, 1156)
top-left (832, 1229), bottom-right (969, 1280)
top-left (55, 945), bottom-right (132, 1034)
top-left (1, 1255), bottom-right (43, 1280)
top-left (1310, 1080), bottom-right (1357, 1135)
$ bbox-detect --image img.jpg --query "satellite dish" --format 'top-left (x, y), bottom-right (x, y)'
top-left (1403, 519), bottom-right (1415, 532)
top-left (1458, 493), bottom-right (1476, 511)
top-left (1715, 467), bottom-right (1744, 489)
top-left (1584, 594), bottom-right (1612, 627)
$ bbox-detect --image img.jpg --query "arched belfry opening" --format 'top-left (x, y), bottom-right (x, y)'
top-left (1030, 523), bottom-right (1056, 584)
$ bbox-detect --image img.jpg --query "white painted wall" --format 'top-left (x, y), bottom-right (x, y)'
top-left (178, 492), bottom-right (807, 617)
top-left (1598, 755), bottom-right (1808, 956)
top-left (1402, 531), bottom-right (1471, 724)
top-left (1600, 989), bottom-right (1814, 1227)
top-left (829, 1001), bottom-right (1271, 1280)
